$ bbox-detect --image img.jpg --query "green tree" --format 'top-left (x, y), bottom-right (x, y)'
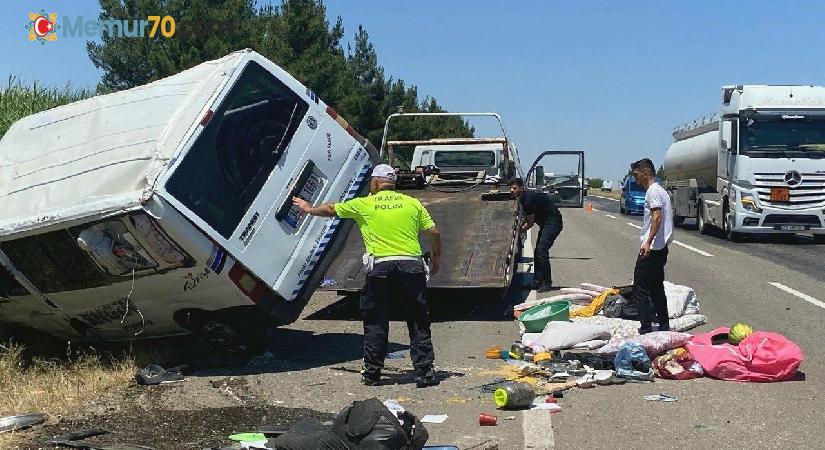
top-left (87, 0), bottom-right (472, 152)
top-left (88, 0), bottom-right (259, 91)
top-left (656, 164), bottom-right (667, 180)
top-left (346, 26), bottom-right (386, 146)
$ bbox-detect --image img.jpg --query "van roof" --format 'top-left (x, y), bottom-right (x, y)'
top-left (0, 50), bottom-right (252, 237)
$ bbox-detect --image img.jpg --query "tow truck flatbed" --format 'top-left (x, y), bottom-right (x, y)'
top-left (321, 185), bottom-right (521, 292)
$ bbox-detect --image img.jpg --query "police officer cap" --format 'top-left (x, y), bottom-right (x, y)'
top-left (371, 164), bottom-right (397, 181)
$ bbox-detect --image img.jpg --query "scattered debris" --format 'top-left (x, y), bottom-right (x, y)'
top-left (420, 414), bottom-right (448, 424)
top-left (643, 393), bottom-right (678, 402)
top-left (478, 413), bottom-right (497, 426)
top-left (386, 350), bottom-right (408, 359)
top-left (0, 413), bottom-right (46, 433)
top-left (135, 364), bottom-right (183, 386)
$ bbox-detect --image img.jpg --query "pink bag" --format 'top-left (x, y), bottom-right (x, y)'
top-left (686, 327), bottom-right (804, 382)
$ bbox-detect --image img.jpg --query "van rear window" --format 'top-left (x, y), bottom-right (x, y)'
top-left (166, 61), bottom-right (310, 238)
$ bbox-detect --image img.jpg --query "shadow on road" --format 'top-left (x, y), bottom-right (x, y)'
top-left (186, 328), bottom-right (408, 377)
top-left (305, 288), bottom-right (518, 323)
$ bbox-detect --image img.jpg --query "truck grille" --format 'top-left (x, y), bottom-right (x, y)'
top-left (762, 214), bottom-right (822, 226)
top-left (753, 172), bottom-right (825, 209)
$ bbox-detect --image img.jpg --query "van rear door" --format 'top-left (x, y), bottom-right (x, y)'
top-left (159, 54), bottom-right (375, 302)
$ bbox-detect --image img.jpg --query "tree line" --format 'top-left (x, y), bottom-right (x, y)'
top-left (88, 0), bottom-right (472, 159)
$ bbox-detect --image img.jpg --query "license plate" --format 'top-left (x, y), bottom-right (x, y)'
top-left (770, 187), bottom-right (790, 202)
top-left (283, 172), bottom-right (323, 229)
top-left (780, 224), bottom-right (806, 231)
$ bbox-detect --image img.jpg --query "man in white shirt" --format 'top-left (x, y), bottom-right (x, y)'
top-left (630, 158), bottom-right (674, 334)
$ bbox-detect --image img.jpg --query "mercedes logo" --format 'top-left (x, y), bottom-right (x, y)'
top-left (784, 170), bottom-right (802, 186)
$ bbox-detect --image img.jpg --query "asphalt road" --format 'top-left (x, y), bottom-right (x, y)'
top-left (58, 198), bottom-right (821, 449)
top-left (587, 194), bottom-right (825, 281)
top-left (549, 197), bottom-right (823, 449)
top-left (237, 201), bottom-right (821, 449)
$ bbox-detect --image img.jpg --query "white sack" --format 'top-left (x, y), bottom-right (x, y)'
top-left (521, 321), bottom-right (611, 351)
top-left (579, 283), bottom-right (610, 293)
top-left (664, 281), bottom-right (700, 318)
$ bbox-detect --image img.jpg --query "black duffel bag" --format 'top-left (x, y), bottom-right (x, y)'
top-left (332, 398), bottom-right (428, 450)
top-left (603, 285), bottom-right (640, 320)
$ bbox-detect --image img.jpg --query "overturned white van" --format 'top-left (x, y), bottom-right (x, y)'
top-left (0, 49), bottom-right (377, 345)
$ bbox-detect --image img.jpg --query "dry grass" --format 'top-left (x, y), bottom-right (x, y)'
top-left (589, 189), bottom-right (621, 200)
top-left (0, 340), bottom-right (138, 446)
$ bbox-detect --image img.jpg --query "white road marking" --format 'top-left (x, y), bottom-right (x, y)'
top-left (605, 214), bottom-right (617, 219)
top-left (523, 410), bottom-right (555, 449)
top-left (769, 282), bottom-right (825, 310)
top-left (626, 223), bottom-right (714, 256)
top-left (672, 240), bottom-right (714, 257)
top-left (590, 195), bottom-right (619, 202)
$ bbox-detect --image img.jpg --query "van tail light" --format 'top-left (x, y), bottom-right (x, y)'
top-left (326, 106), bottom-right (371, 148)
top-left (228, 262), bottom-right (268, 304)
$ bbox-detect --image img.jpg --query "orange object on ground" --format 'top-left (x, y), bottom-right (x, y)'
top-left (485, 346), bottom-right (503, 359)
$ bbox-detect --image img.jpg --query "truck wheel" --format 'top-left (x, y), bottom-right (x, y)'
top-left (697, 202), bottom-right (710, 235)
top-left (724, 211), bottom-right (743, 242)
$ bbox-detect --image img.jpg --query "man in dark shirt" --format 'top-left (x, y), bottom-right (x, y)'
top-left (509, 178), bottom-right (563, 292)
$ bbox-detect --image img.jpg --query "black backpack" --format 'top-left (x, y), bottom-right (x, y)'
top-left (603, 285), bottom-right (640, 320)
top-left (331, 398), bottom-right (428, 450)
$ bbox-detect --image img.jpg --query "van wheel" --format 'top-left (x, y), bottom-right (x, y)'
top-left (697, 202), bottom-right (710, 235)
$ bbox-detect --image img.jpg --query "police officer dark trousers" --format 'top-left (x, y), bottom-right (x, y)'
top-left (293, 164), bottom-right (442, 388)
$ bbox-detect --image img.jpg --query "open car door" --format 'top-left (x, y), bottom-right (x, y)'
top-left (525, 150), bottom-right (585, 207)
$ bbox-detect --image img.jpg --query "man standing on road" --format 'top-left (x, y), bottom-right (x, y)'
top-left (508, 178), bottom-right (563, 292)
top-left (630, 158), bottom-right (674, 334)
top-left (292, 164), bottom-right (442, 388)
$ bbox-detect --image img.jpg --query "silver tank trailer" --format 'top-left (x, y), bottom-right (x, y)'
top-left (663, 128), bottom-right (718, 189)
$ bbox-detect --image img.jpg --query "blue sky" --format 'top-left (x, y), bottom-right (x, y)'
top-left (4, 1), bottom-right (825, 182)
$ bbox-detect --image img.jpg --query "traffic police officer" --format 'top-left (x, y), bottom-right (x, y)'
top-left (293, 164), bottom-right (442, 387)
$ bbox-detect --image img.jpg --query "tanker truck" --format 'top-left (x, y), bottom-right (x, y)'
top-left (664, 85), bottom-right (825, 242)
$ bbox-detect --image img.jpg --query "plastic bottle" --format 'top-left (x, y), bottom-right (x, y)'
top-left (493, 382), bottom-right (536, 410)
top-left (509, 342), bottom-right (526, 360)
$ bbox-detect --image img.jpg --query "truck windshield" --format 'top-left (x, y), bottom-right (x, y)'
top-left (434, 151), bottom-right (495, 167)
top-left (166, 61), bottom-right (309, 238)
top-left (740, 115), bottom-right (825, 158)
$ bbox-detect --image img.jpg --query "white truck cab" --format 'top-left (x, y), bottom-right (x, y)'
top-left (665, 85), bottom-right (825, 241)
top-left (411, 142), bottom-right (507, 179)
